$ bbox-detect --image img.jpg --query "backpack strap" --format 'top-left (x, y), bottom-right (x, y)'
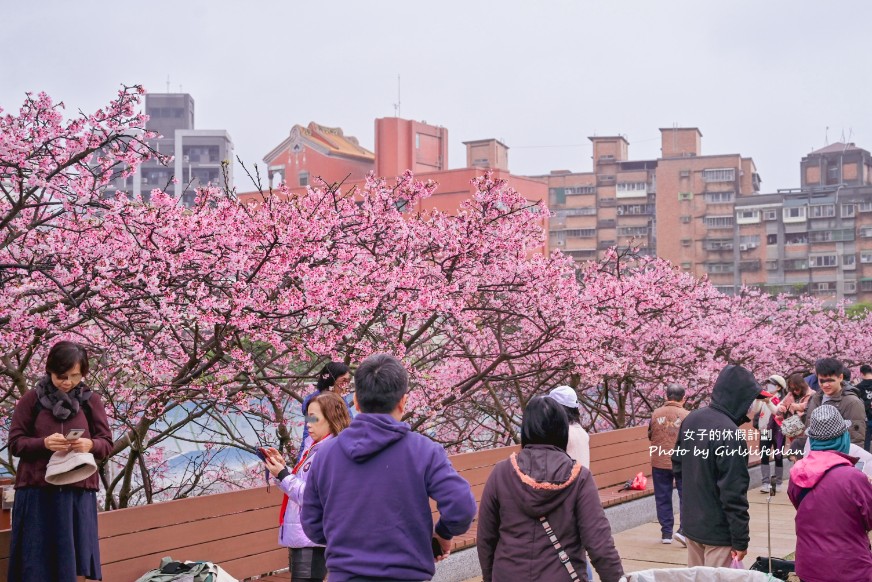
top-left (539, 516), bottom-right (579, 581)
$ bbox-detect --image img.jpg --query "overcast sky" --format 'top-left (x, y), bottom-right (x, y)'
top-left (3, 1), bottom-right (870, 193)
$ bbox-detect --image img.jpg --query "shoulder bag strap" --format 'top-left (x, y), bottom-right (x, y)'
top-left (539, 515), bottom-right (579, 581)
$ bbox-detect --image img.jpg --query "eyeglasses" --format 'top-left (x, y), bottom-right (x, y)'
top-left (818, 377), bottom-right (840, 385)
top-left (53, 373), bottom-right (83, 384)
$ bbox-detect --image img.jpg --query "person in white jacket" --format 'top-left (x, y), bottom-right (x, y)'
top-left (548, 385), bottom-right (590, 468)
top-left (263, 392), bottom-right (351, 582)
top-left (547, 385), bottom-right (593, 580)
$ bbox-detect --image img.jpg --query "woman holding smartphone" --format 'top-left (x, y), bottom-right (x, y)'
top-left (7, 340), bottom-right (113, 582)
top-left (263, 391), bottom-right (352, 581)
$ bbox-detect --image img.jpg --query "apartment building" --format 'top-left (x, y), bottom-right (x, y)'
top-left (735, 142), bottom-right (872, 303)
top-left (531, 128), bottom-right (761, 289)
top-left (108, 93), bottom-right (234, 206)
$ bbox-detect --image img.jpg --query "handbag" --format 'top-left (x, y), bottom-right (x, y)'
top-left (539, 516), bottom-right (579, 580)
top-left (781, 414), bottom-right (805, 438)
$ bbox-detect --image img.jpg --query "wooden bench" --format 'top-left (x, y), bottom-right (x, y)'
top-left (0, 425), bottom-right (763, 581)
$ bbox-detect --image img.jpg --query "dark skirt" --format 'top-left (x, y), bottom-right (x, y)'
top-left (7, 487), bottom-right (102, 582)
top-left (290, 546), bottom-right (327, 581)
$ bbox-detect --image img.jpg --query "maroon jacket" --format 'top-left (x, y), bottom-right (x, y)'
top-left (788, 450), bottom-right (872, 582)
top-left (477, 445), bottom-right (623, 582)
top-left (9, 387), bottom-right (113, 490)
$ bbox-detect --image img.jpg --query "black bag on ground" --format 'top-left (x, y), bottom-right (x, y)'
top-left (749, 556), bottom-right (795, 580)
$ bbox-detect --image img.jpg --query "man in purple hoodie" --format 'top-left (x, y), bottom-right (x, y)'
top-left (301, 353), bottom-right (477, 582)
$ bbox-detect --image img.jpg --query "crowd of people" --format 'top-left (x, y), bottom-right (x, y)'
top-left (7, 341), bottom-right (872, 582)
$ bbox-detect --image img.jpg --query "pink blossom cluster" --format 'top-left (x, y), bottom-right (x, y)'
top-left (1, 88), bottom-right (870, 503)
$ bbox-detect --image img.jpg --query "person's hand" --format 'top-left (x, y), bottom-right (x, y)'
top-left (434, 533), bottom-right (451, 562)
top-left (264, 455), bottom-right (286, 478)
top-left (776, 404), bottom-right (787, 414)
top-left (730, 548), bottom-right (747, 562)
top-left (68, 437), bottom-right (92, 453)
top-left (44, 433), bottom-right (71, 452)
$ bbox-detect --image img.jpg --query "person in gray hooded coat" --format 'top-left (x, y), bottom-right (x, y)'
top-left (476, 396), bottom-right (623, 582)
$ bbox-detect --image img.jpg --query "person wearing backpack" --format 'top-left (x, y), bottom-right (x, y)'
top-left (263, 391), bottom-right (351, 582)
top-left (788, 405), bottom-right (872, 582)
top-left (7, 341), bottom-right (113, 582)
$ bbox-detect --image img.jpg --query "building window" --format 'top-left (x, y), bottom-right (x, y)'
top-left (681, 238), bottom-right (691, 247)
top-left (704, 216), bottom-right (734, 228)
top-left (705, 262), bottom-right (735, 274)
top-left (561, 229), bottom-right (596, 237)
top-left (859, 201), bottom-right (872, 213)
top-left (765, 259), bottom-right (779, 271)
top-left (783, 258), bottom-right (809, 270)
top-left (860, 252), bottom-right (872, 264)
top-left (680, 215), bottom-right (692, 224)
top-left (704, 239), bottom-right (733, 251)
top-left (809, 229), bottom-right (854, 243)
top-left (416, 134), bottom-right (420, 149)
top-left (705, 191), bottom-right (735, 204)
top-left (679, 192), bottom-right (693, 201)
top-left (785, 233), bottom-right (808, 245)
top-left (783, 206), bottom-right (807, 222)
top-left (809, 204), bottom-right (835, 218)
top-left (843, 254), bottom-right (857, 269)
top-left (842, 204), bottom-right (856, 218)
top-left (766, 234), bottom-right (778, 245)
top-left (618, 226), bottom-right (649, 237)
top-left (702, 168), bottom-right (736, 183)
top-left (617, 204), bottom-right (654, 215)
top-left (810, 254), bottom-right (838, 268)
top-left (680, 262), bottom-right (692, 270)
top-left (814, 281), bottom-right (837, 293)
top-left (739, 235), bottom-right (760, 246)
top-left (565, 186), bottom-right (597, 195)
top-left (827, 164), bottom-right (840, 184)
top-left (298, 171), bottom-right (309, 186)
top-left (763, 209), bottom-right (778, 221)
top-left (616, 182), bottom-right (648, 192)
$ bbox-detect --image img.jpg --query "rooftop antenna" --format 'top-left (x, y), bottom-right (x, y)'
top-left (166, 75), bottom-right (171, 93)
top-left (393, 74), bottom-right (401, 118)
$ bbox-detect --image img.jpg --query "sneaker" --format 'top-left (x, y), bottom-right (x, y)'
top-left (661, 538), bottom-right (672, 544)
top-left (760, 484), bottom-right (770, 493)
top-left (775, 483), bottom-right (782, 492)
top-left (672, 532), bottom-right (687, 547)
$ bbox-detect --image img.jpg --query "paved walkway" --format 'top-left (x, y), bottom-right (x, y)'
top-left (463, 482), bottom-right (796, 581)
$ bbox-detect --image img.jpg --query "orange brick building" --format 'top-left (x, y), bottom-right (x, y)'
top-left (239, 119), bottom-right (548, 253)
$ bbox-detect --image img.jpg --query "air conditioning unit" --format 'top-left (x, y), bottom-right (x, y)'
top-left (739, 244), bottom-right (749, 251)
top-left (747, 243), bottom-right (758, 250)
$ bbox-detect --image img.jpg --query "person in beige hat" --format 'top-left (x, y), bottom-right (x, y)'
top-left (7, 341), bottom-right (113, 582)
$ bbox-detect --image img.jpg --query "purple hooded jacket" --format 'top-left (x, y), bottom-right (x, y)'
top-left (788, 450), bottom-right (872, 582)
top-left (301, 413), bottom-right (477, 582)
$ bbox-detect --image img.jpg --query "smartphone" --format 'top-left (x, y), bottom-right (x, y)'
top-left (431, 537), bottom-right (444, 558)
top-left (65, 429), bottom-right (85, 440)
top-left (856, 461), bottom-right (866, 472)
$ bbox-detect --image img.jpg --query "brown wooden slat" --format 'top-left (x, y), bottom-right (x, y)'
top-left (100, 528), bottom-right (280, 582)
top-left (448, 446), bottom-right (518, 471)
top-left (0, 530), bottom-right (8, 561)
top-left (589, 426), bottom-right (648, 448)
top-left (100, 505), bottom-right (277, 564)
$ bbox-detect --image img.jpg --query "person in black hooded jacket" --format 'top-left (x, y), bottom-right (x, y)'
top-left (672, 364), bottom-right (762, 568)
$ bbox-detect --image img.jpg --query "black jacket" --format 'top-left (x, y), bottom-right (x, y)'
top-left (672, 365), bottom-right (760, 551)
top-left (854, 379), bottom-right (872, 421)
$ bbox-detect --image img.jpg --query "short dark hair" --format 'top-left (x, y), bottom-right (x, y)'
top-left (561, 404), bottom-right (581, 425)
top-left (861, 364), bottom-right (872, 375)
top-left (521, 396), bottom-right (569, 450)
top-left (665, 384), bottom-right (686, 402)
top-left (45, 341), bottom-right (89, 376)
top-left (316, 361), bottom-right (350, 392)
top-left (815, 357), bottom-right (844, 377)
top-left (354, 354), bottom-right (408, 414)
